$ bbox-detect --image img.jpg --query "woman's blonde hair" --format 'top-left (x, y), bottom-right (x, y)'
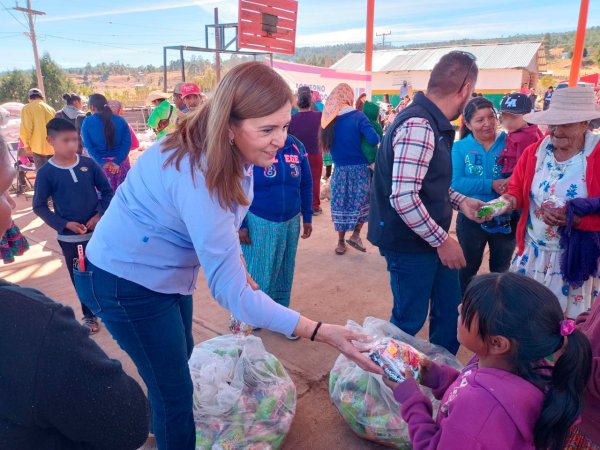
top-left (163, 62), bottom-right (293, 209)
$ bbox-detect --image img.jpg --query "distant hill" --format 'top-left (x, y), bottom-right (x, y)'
top-left (279, 26), bottom-right (600, 67)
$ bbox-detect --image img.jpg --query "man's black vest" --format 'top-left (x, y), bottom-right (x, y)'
top-left (367, 93), bottom-right (456, 253)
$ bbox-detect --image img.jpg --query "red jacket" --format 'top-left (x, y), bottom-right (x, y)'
top-left (506, 135), bottom-right (600, 255)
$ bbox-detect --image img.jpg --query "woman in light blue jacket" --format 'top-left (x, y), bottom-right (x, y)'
top-left (76, 62), bottom-right (381, 450)
top-left (451, 97), bottom-right (516, 293)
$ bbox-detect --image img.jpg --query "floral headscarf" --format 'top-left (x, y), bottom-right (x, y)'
top-left (321, 83), bottom-right (354, 129)
top-left (107, 100), bottom-right (123, 115)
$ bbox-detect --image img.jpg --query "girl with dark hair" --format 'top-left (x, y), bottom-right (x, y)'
top-left (56, 93), bottom-right (85, 154)
top-left (81, 93), bottom-right (132, 190)
top-left (320, 83), bottom-right (379, 255)
top-left (451, 97), bottom-right (515, 293)
top-left (355, 93), bottom-right (367, 111)
top-left (385, 272), bottom-right (592, 450)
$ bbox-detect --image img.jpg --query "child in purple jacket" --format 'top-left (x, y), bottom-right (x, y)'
top-left (384, 272), bottom-right (592, 450)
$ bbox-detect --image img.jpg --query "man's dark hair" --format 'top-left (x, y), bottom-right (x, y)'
top-left (29, 93), bottom-right (43, 100)
top-left (427, 51), bottom-right (478, 96)
top-left (46, 117), bottom-right (77, 137)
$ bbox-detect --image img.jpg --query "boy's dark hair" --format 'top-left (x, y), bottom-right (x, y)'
top-left (29, 93), bottom-right (43, 100)
top-left (428, 51), bottom-right (478, 97)
top-left (62, 93), bottom-right (81, 105)
top-left (46, 117), bottom-right (77, 137)
top-left (459, 96), bottom-right (495, 140)
top-left (462, 273), bottom-right (592, 450)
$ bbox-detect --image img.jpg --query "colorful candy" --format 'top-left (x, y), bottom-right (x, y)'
top-left (478, 200), bottom-right (508, 218)
top-left (369, 338), bottom-right (425, 383)
top-left (189, 334), bottom-right (296, 449)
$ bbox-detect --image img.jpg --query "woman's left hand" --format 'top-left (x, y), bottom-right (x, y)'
top-left (104, 162), bottom-right (120, 174)
top-left (459, 197), bottom-right (486, 223)
top-left (301, 223), bottom-right (313, 239)
top-left (541, 207), bottom-right (567, 227)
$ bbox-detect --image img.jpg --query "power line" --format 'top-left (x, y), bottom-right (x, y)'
top-left (0, 0), bottom-right (28, 29)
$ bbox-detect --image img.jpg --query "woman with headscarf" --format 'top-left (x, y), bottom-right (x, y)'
top-left (481, 87), bottom-right (600, 318)
top-left (320, 83), bottom-right (380, 255)
top-left (108, 100), bottom-right (139, 152)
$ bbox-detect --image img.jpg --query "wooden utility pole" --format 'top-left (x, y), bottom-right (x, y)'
top-left (214, 7), bottom-right (221, 83)
top-left (14, 0), bottom-right (46, 96)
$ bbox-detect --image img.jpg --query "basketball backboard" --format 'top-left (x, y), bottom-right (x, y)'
top-left (238, 0), bottom-right (298, 54)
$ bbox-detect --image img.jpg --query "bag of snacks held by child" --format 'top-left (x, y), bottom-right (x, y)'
top-left (189, 332), bottom-right (296, 450)
top-left (329, 317), bottom-right (462, 449)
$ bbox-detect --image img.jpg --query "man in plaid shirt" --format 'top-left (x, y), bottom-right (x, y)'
top-left (368, 51), bottom-right (485, 354)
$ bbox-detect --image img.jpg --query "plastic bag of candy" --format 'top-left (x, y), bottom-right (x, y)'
top-left (369, 338), bottom-right (426, 383)
top-left (329, 317), bottom-right (462, 449)
top-left (189, 334), bottom-right (296, 449)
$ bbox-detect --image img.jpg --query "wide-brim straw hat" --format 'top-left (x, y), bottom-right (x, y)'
top-left (524, 86), bottom-right (600, 125)
top-left (147, 91), bottom-right (170, 103)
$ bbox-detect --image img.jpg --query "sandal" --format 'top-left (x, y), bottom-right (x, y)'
top-left (83, 316), bottom-right (100, 334)
top-left (335, 241), bottom-right (347, 255)
top-left (346, 237), bottom-right (367, 253)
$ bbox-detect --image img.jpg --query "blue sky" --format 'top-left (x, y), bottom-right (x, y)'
top-left (0, 0), bottom-right (598, 71)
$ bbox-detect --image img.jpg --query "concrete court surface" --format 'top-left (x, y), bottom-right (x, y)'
top-left (2, 193), bottom-right (483, 449)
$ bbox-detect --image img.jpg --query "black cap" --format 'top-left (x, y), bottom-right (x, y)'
top-left (500, 93), bottom-right (532, 115)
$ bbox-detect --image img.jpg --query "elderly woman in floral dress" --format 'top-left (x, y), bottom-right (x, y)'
top-left (483, 87), bottom-right (600, 318)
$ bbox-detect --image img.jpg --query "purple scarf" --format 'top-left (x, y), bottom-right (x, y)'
top-left (559, 197), bottom-right (600, 288)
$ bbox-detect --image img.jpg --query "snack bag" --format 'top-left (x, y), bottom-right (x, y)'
top-left (189, 334), bottom-right (296, 449)
top-left (369, 338), bottom-right (425, 383)
top-left (541, 195), bottom-right (566, 212)
top-left (329, 317), bottom-right (462, 449)
top-left (477, 200), bottom-right (508, 218)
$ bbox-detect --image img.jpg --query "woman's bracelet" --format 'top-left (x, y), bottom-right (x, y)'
top-left (310, 322), bottom-right (323, 341)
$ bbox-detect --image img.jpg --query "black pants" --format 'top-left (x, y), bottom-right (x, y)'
top-left (58, 239), bottom-right (94, 318)
top-left (456, 212), bottom-right (517, 294)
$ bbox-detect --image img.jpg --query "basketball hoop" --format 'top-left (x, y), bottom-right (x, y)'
top-left (238, 0), bottom-right (298, 54)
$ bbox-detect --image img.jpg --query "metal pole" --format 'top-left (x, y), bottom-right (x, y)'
top-left (163, 47), bottom-right (168, 92)
top-left (214, 8), bottom-right (221, 82)
top-left (569, 0), bottom-right (590, 87)
top-left (180, 47), bottom-right (186, 82)
top-left (365, 0), bottom-right (375, 72)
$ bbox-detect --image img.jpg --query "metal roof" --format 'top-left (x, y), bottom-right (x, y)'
top-left (331, 42), bottom-right (544, 72)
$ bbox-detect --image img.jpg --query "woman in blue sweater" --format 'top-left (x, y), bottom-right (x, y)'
top-left (81, 93), bottom-right (132, 191)
top-left (239, 135), bottom-right (312, 327)
top-left (320, 83), bottom-right (380, 255)
top-left (451, 97), bottom-right (516, 293)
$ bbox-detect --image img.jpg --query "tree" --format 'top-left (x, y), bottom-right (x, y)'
top-left (0, 70), bottom-right (31, 103)
top-left (37, 53), bottom-right (76, 109)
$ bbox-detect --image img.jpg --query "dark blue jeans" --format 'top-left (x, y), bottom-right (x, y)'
top-left (455, 212), bottom-right (517, 294)
top-left (380, 248), bottom-right (461, 354)
top-left (74, 261), bottom-right (195, 450)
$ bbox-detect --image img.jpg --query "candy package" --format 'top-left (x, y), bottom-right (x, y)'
top-left (477, 200), bottom-right (507, 218)
top-left (369, 338), bottom-right (426, 383)
top-left (189, 334), bottom-right (296, 449)
top-left (329, 317), bottom-right (462, 449)
top-left (541, 195), bottom-right (566, 211)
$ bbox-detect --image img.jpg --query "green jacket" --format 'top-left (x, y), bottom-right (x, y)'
top-left (361, 101), bottom-right (383, 164)
top-left (147, 100), bottom-right (175, 139)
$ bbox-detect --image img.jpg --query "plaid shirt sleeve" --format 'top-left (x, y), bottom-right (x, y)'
top-left (390, 118), bottom-right (453, 248)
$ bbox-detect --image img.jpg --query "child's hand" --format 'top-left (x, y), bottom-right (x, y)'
top-left (66, 221), bottom-right (88, 234)
top-left (301, 223), bottom-right (312, 239)
top-left (238, 228), bottom-right (251, 245)
top-left (85, 213), bottom-right (101, 231)
top-left (383, 376), bottom-right (399, 392)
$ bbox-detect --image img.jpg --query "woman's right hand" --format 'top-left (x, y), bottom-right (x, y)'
top-left (238, 228), bottom-right (251, 245)
top-left (315, 324), bottom-right (384, 375)
top-left (103, 162), bottom-right (120, 174)
top-left (492, 179), bottom-right (509, 195)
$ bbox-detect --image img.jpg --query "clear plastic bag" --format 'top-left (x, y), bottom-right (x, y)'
top-left (329, 317), bottom-right (463, 449)
top-left (189, 334), bottom-right (296, 449)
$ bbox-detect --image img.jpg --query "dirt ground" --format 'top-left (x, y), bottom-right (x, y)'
top-left (2, 192), bottom-right (486, 449)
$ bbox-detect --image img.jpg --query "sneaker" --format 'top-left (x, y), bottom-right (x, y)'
top-left (83, 316), bottom-right (100, 334)
top-left (286, 334), bottom-right (300, 340)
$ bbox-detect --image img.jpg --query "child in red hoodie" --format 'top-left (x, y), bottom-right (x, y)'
top-left (385, 272), bottom-right (591, 450)
top-left (498, 93), bottom-right (543, 176)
